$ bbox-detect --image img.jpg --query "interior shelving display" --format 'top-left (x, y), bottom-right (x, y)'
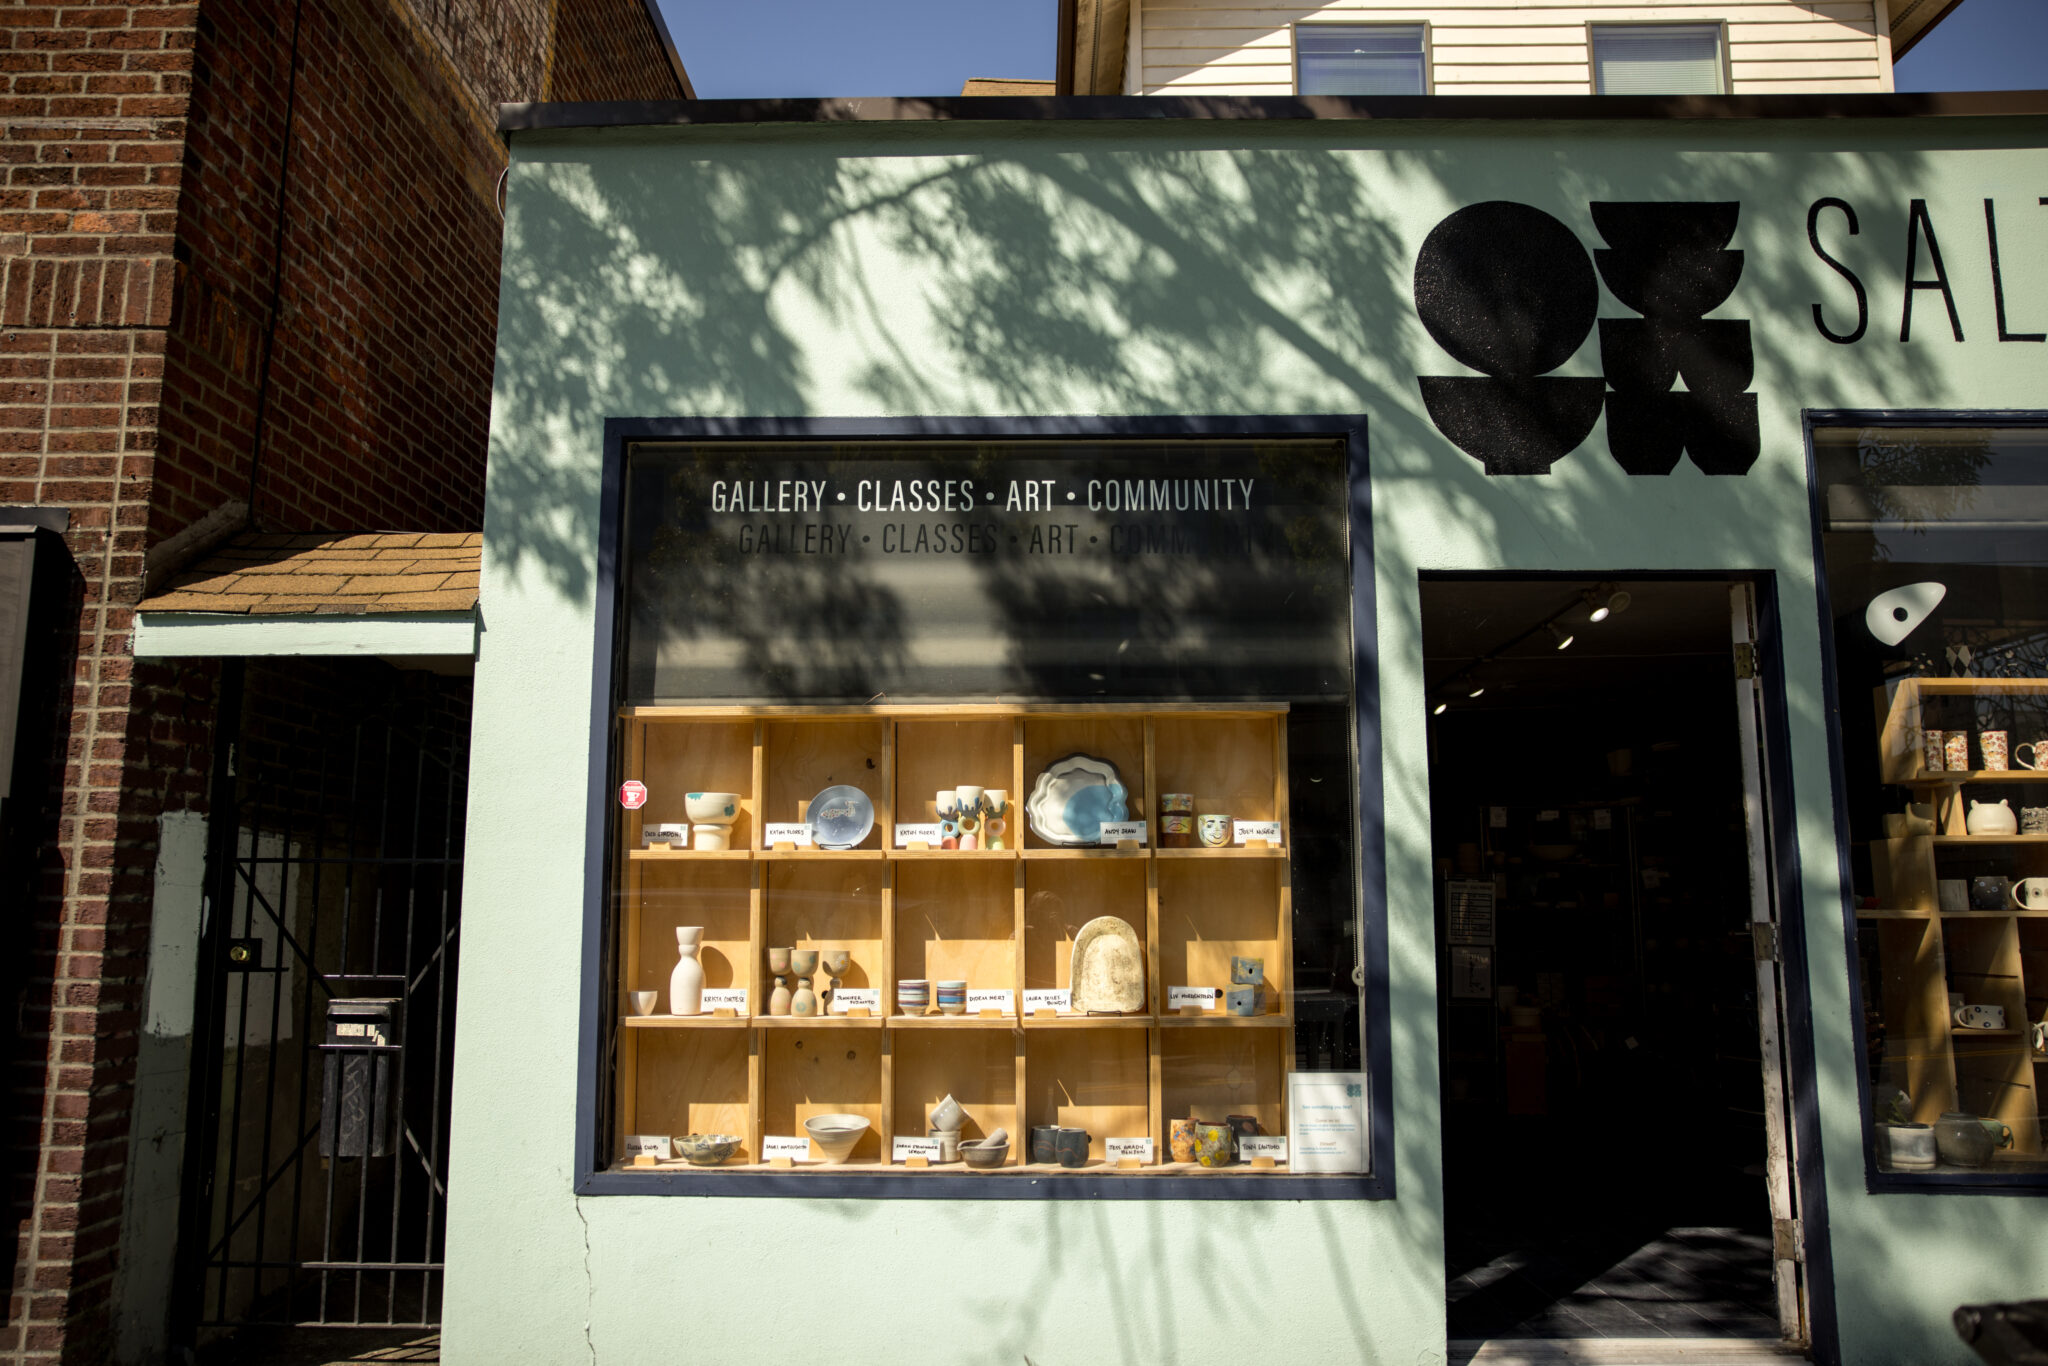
top-left (611, 704), bottom-right (1299, 1175)
top-left (1864, 677), bottom-right (2048, 1160)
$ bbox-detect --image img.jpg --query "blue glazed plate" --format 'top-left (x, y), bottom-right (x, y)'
top-left (808, 785), bottom-right (874, 850)
top-left (1026, 755), bottom-right (1128, 847)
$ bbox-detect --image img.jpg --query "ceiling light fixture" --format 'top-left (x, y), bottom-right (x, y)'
top-left (1549, 623), bottom-right (1574, 650)
top-left (1468, 686), bottom-right (1485, 698)
top-left (1433, 701), bottom-right (1449, 716)
top-left (1587, 587), bottom-right (1633, 624)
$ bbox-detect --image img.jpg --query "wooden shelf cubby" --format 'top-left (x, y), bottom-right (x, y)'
top-left (1866, 679), bottom-right (2048, 1155)
top-left (609, 703), bottom-right (1305, 1174)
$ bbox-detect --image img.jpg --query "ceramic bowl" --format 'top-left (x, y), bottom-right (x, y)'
top-left (627, 990), bottom-right (658, 1016)
top-left (962, 1141), bottom-right (1009, 1170)
top-left (803, 1113), bottom-right (870, 1165)
top-left (808, 785), bottom-right (875, 849)
top-left (673, 1133), bottom-right (741, 1166)
top-left (684, 792), bottom-right (742, 825)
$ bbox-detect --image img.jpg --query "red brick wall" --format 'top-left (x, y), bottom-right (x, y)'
top-left (3, 0), bottom-right (683, 1362)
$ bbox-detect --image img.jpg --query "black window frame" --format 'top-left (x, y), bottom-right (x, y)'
top-left (570, 414), bottom-right (1395, 1200)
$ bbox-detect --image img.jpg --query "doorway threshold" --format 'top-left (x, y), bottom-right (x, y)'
top-left (1450, 1339), bottom-right (1806, 1366)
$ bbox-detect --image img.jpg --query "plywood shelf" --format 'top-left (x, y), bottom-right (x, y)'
top-left (1933, 835), bottom-right (2048, 846)
top-left (615, 703), bottom-right (1300, 1176)
top-left (1901, 771), bottom-right (2048, 787)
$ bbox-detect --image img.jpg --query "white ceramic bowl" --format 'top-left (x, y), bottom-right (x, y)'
top-left (684, 792), bottom-right (742, 825)
top-left (803, 1113), bottom-right (870, 1165)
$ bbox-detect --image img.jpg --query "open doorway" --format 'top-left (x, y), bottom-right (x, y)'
top-left (1423, 576), bottom-right (1799, 1346)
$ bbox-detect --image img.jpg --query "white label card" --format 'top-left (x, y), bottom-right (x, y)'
top-left (1024, 989), bottom-right (1072, 1015)
top-left (1233, 820), bottom-right (1282, 846)
top-left (1106, 1137), bottom-right (1153, 1162)
top-left (829, 987), bottom-right (880, 1015)
top-left (765, 823), bottom-right (813, 847)
top-left (1240, 1135), bottom-right (1288, 1161)
top-left (895, 822), bottom-right (944, 847)
top-left (762, 1135), bottom-right (809, 1161)
top-left (1099, 820), bottom-right (1148, 846)
top-left (624, 1134), bottom-right (670, 1158)
top-left (700, 989), bottom-right (748, 1013)
top-left (1168, 986), bottom-right (1219, 1010)
top-left (893, 1137), bottom-right (942, 1163)
top-left (967, 989), bottom-right (1013, 1013)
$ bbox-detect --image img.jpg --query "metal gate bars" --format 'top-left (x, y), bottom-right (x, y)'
top-left (179, 660), bottom-right (470, 1332)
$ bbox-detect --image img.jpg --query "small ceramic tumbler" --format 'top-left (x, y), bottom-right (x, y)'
top-left (1030, 1125), bottom-right (1060, 1165)
top-left (1053, 1127), bottom-right (1090, 1169)
top-left (628, 991), bottom-right (659, 1016)
top-left (1198, 813), bottom-right (1232, 848)
top-left (2024, 807), bottom-right (2048, 835)
top-left (1982, 730), bottom-right (2011, 771)
top-left (1169, 1117), bottom-right (1199, 1163)
top-left (935, 980), bottom-right (968, 1014)
top-left (1923, 729), bottom-right (1948, 773)
top-left (1160, 793), bottom-right (1196, 849)
top-left (897, 978), bottom-right (930, 1014)
top-left (1946, 731), bottom-right (1972, 772)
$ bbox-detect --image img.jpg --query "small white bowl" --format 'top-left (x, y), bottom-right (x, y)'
top-left (803, 1113), bottom-right (870, 1165)
top-left (685, 792), bottom-right (742, 825)
top-left (628, 991), bottom-right (658, 1016)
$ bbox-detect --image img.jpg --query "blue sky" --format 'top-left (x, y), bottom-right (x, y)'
top-left (656, 0), bottom-right (2044, 100)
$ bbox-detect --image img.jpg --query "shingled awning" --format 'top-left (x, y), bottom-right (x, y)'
top-left (132, 532), bottom-right (480, 659)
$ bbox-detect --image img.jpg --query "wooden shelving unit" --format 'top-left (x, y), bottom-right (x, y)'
top-left (1865, 678), bottom-right (2048, 1154)
top-left (610, 704), bottom-right (1295, 1174)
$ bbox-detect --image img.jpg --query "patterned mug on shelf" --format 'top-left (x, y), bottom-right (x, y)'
top-left (1945, 732), bottom-right (1972, 772)
top-left (2017, 740), bottom-right (2048, 772)
top-left (1982, 730), bottom-right (2011, 772)
top-left (1922, 729), bottom-right (1948, 773)
top-left (2024, 807), bottom-right (2048, 835)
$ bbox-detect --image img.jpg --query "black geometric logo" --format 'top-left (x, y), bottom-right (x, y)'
top-left (1415, 201), bottom-right (1757, 477)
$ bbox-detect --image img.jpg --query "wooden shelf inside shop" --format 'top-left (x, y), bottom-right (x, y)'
top-left (885, 1013), bottom-right (1018, 1028)
top-left (1155, 846), bottom-right (1287, 859)
top-left (628, 848), bottom-right (754, 862)
top-left (750, 1015), bottom-right (885, 1029)
top-left (621, 1014), bottom-right (753, 1028)
top-left (1158, 1012), bottom-right (1293, 1028)
top-left (1020, 1012), bottom-right (1154, 1028)
top-left (1901, 771), bottom-right (2048, 787)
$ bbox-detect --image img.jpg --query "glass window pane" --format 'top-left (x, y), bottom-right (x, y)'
top-left (1297, 26), bottom-right (1426, 97)
top-left (602, 437), bottom-right (1373, 1187)
top-left (1816, 424), bottom-right (2048, 1178)
top-left (1592, 25), bottom-right (1723, 95)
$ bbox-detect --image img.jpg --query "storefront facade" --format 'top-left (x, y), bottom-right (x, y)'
top-left (446, 95), bottom-right (2048, 1366)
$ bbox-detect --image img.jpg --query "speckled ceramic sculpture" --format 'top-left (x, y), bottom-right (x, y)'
top-left (1069, 916), bottom-right (1143, 1013)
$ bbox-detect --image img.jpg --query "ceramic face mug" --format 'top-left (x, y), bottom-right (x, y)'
top-left (1198, 813), bottom-right (1232, 848)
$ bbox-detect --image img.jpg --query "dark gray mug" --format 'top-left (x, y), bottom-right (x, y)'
top-left (1054, 1127), bottom-right (1090, 1168)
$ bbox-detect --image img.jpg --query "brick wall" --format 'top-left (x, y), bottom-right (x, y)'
top-left (2, 0), bottom-right (684, 1362)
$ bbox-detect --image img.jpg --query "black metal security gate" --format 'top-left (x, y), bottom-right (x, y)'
top-left (180, 659), bottom-right (469, 1334)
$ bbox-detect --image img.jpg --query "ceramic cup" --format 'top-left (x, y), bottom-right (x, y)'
top-left (984, 789), bottom-right (1008, 814)
top-left (1881, 1122), bottom-right (1937, 1171)
top-left (1972, 876), bottom-right (2012, 911)
top-left (1923, 729), bottom-right (1948, 772)
top-left (2025, 807), bottom-right (2048, 835)
top-left (1939, 879), bottom-right (1970, 912)
top-left (767, 946), bottom-right (791, 975)
top-left (642, 822), bottom-right (689, 849)
top-left (929, 1093), bottom-right (964, 1132)
top-left (928, 1128), bottom-right (961, 1163)
top-left (935, 789), bottom-right (959, 819)
top-left (935, 980), bottom-right (968, 1015)
top-left (1956, 1003), bottom-right (2007, 1029)
top-left (2033, 1021), bottom-right (2048, 1054)
top-left (2020, 740), bottom-right (2048, 771)
top-left (1193, 1122), bottom-right (1235, 1168)
top-left (955, 785), bottom-right (984, 812)
top-left (1198, 813), bottom-right (1232, 848)
top-left (897, 978), bottom-right (930, 1013)
top-left (788, 949), bottom-right (819, 978)
top-left (1029, 1125), bottom-right (1060, 1165)
top-left (1169, 1117), bottom-right (1199, 1164)
top-left (1946, 732), bottom-right (1972, 772)
top-left (1053, 1127), bottom-right (1090, 1169)
top-left (1983, 730), bottom-right (2011, 771)
top-left (628, 990), bottom-right (658, 1016)
top-left (2015, 877), bottom-right (2048, 910)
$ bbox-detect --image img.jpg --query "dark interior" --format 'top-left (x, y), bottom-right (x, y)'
top-left (1422, 577), bottom-right (1783, 1341)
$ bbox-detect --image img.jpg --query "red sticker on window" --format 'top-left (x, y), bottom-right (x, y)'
top-left (619, 780), bottom-right (648, 809)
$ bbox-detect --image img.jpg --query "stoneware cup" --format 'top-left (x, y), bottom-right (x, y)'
top-left (1923, 729), bottom-right (1947, 772)
top-left (628, 990), bottom-right (658, 1016)
top-left (1982, 730), bottom-right (2011, 771)
top-left (1030, 1125), bottom-right (1059, 1165)
top-left (1054, 1127), bottom-right (1090, 1168)
top-left (1946, 732), bottom-right (1972, 772)
top-left (2015, 877), bottom-right (2048, 910)
top-left (1198, 813), bottom-right (1232, 848)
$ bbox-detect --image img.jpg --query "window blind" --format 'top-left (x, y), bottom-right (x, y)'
top-left (1297, 26), bottom-right (1427, 97)
top-left (1592, 26), bottom-right (1724, 95)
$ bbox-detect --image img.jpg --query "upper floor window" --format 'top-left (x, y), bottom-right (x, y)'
top-left (1295, 25), bottom-right (1428, 97)
top-left (1591, 24), bottom-right (1726, 95)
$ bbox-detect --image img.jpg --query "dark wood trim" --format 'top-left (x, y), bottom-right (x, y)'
top-left (501, 89), bottom-right (2048, 135)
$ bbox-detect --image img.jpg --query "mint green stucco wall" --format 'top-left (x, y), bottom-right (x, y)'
top-left (451, 113), bottom-right (2048, 1366)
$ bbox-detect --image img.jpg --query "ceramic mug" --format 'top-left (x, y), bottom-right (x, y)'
top-left (1981, 1117), bottom-right (2017, 1150)
top-left (1982, 730), bottom-right (2011, 771)
top-left (1198, 813), bottom-right (1232, 848)
top-left (1053, 1127), bottom-right (1090, 1169)
top-left (1923, 729), bottom-right (1948, 772)
top-left (2019, 741), bottom-right (2048, 771)
top-left (1955, 1003), bottom-right (2007, 1030)
top-left (2025, 807), bottom-right (2048, 834)
top-left (1029, 1125), bottom-right (1060, 1165)
top-left (955, 785), bottom-right (984, 812)
top-left (1972, 876), bottom-right (2012, 911)
top-left (935, 789), bottom-right (959, 819)
top-left (2015, 877), bottom-right (2048, 910)
top-left (1169, 1117), bottom-right (1199, 1164)
top-left (935, 980), bottom-right (968, 1015)
top-left (897, 978), bottom-right (930, 1013)
top-left (1881, 1122), bottom-right (1937, 1171)
top-left (1946, 732), bottom-right (1972, 772)
top-left (2033, 1021), bottom-right (2048, 1054)
top-left (1939, 879), bottom-right (1970, 912)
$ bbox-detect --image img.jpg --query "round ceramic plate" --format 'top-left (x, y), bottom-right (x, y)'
top-left (1026, 754), bottom-right (1128, 846)
top-left (808, 785), bottom-right (875, 849)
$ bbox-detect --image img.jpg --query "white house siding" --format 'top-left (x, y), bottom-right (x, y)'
top-left (1133, 0), bottom-right (1888, 96)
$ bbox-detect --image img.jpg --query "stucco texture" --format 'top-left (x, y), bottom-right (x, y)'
top-left (452, 112), bottom-right (2048, 1365)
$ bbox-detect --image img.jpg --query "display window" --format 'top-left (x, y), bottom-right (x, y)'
top-left (582, 426), bottom-right (1383, 1192)
top-left (1814, 419), bottom-right (2048, 1183)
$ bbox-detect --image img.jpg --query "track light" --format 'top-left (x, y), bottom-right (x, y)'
top-left (1468, 686), bottom-right (1485, 698)
top-left (1433, 701), bottom-right (1448, 715)
top-left (1587, 588), bottom-right (1632, 624)
top-left (1549, 623), bottom-right (1574, 650)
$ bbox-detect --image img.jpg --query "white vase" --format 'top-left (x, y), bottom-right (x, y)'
top-left (670, 927), bottom-right (704, 1015)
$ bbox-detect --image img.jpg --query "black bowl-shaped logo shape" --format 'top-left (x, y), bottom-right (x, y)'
top-left (1417, 376), bottom-right (1607, 476)
top-left (1413, 202), bottom-right (1598, 378)
top-left (1591, 201), bottom-right (1744, 319)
